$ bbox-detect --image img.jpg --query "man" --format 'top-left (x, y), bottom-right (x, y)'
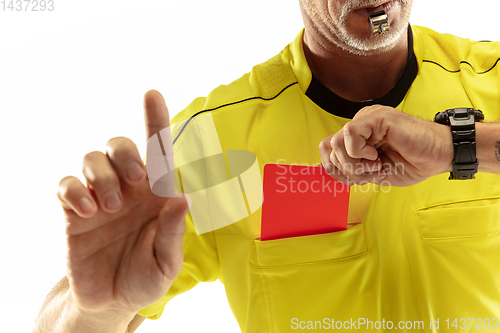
top-left (35, 0), bottom-right (500, 332)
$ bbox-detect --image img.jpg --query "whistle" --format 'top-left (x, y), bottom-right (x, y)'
top-left (369, 10), bottom-right (390, 34)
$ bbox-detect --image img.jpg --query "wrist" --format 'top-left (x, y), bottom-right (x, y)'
top-left (64, 290), bottom-right (136, 333)
top-left (435, 122), bottom-right (454, 175)
top-left (475, 121), bottom-right (499, 174)
top-left (73, 306), bottom-right (136, 329)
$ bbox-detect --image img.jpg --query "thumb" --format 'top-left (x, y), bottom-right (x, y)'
top-left (153, 195), bottom-right (191, 280)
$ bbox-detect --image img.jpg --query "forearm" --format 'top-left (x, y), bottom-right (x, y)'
top-left (476, 121), bottom-right (500, 174)
top-left (34, 281), bottom-right (135, 333)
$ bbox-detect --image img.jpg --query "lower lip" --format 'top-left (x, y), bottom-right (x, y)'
top-left (354, 2), bottom-right (392, 15)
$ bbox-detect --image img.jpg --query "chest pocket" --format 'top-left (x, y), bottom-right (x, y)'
top-left (248, 224), bottom-right (372, 333)
top-left (417, 197), bottom-right (500, 240)
top-left (251, 223), bottom-right (368, 267)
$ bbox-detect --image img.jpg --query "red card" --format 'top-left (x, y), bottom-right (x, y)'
top-left (261, 164), bottom-right (350, 241)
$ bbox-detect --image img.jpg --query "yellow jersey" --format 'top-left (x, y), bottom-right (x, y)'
top-left (138, 25), bottom-right (500, 333)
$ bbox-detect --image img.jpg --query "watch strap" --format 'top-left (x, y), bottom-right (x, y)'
top-left (433, 108), bottom-right (483, 180)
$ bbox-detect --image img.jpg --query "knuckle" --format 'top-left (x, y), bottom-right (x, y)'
top-left (57, 177), bottom-right (81, 200)
top-left (343, 122), bottom-right (355, 137)
top-left (82, 151), bottom-right (105, 165)
top-left (106, 137), bottom-right (137, 159)
top-left (320, 137), bottom-right (332, 152)
top-left (58, 175), bottom-right (77, 189)
top-left (86, 170), bottom-right (118, 188)
top-left (106, 136), bottom-right (134, 150)
top-left (355, 105), bottom-right (374, 117)
top-left (81, 162), bottom-right (118, 188)
top-left (62, 184), bottom-right (79, 199)
top-left (106, 136), bottom-right (127, 145)
top-left (344, 161), bottom-right (355, 174)
top-left (329, 151), bottom-right (336, 164)
top-left (330, 136), bottom-right (338, 149)
top-left (334, 151), bottom-right (346, 166)
top-left (359, 105), bottom-right (371, 113)
top-left (331, 134), bottom-right (344, 149)
top-left (324, 162), bottom-right (335, 174)
top-left (331, 159), bottom-right (345, 176)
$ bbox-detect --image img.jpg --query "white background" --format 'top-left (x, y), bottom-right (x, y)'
top-left (1, 0), bottom-right (498, 332)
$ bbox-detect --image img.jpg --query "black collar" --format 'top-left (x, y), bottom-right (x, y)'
top-left (305, 26), bottom-right (418, 119)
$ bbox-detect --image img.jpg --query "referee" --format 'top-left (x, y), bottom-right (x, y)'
top-left (35, 0), bottom-right (500, 332)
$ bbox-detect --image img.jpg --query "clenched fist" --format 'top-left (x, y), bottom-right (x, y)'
top-left (319, 105), bottom-right (453, 187)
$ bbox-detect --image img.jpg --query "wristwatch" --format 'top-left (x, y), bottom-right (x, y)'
top-left (433, 108), bottom-right (484, 180)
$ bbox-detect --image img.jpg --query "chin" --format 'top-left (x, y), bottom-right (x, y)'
top-left (342, 32), bottom-right (404, 56)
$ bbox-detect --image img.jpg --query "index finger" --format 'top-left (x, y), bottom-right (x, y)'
top-left (144, 90), bottom-right (171, 140)
top-left (318, 136), bottom-right (351, 185)
top-left (144, 90), bottom-right (179, 198)
top-left (319, 135), bottom-right (335, 174)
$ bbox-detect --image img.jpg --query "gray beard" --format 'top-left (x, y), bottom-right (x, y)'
top-left (336, 0), bottom-right (412, 55)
